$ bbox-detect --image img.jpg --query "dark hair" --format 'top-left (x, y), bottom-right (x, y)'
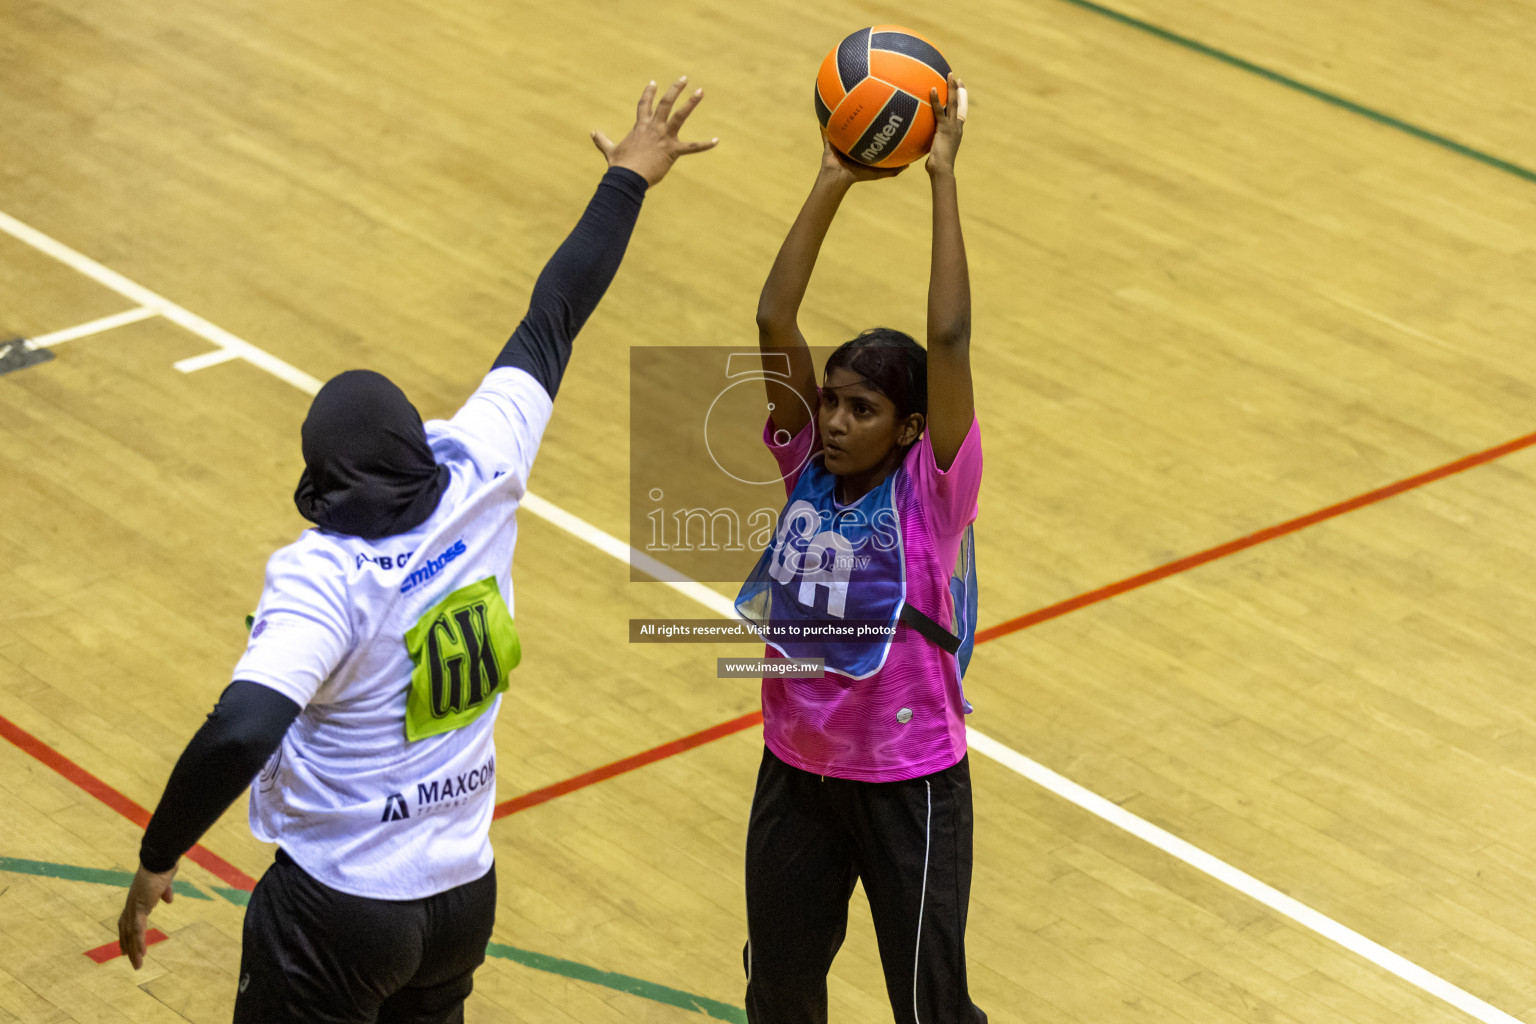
top-left (823, 328), bottom-right (927, 420)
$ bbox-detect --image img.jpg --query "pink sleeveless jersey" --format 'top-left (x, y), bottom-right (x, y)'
top-left (758, 412), bottom-right (982, 782)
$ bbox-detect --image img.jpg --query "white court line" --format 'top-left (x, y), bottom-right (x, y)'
top-left (0, 205), bottom-right (1521, 1024)
top-left (0, 209), bottom-right (322, 395)
top-left (532, 508), bottom-right (1521, 1024)
top-left (965, 732), bottom-right (1522, 1024)
top-left (520, 493), bottom-right (740, 619)
top-left (28, 306), bottom-right (158, 348)
top-left (174, 348), bottom-right (241, 374)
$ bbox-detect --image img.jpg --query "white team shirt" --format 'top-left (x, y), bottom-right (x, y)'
top-left (233, 367), bottom-right (552, 899)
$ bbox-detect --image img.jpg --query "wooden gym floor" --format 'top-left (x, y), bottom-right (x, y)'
top-left (3, 0), bottom-right (1536, 1020)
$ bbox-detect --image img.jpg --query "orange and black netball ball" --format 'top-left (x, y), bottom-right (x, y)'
top-left (815, 26), bottom-right (950, 168)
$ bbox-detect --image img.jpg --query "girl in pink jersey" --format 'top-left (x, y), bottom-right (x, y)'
top-left (735, 72), bottom-right (986, 1024)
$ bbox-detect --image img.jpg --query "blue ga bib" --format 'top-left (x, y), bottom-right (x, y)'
top-left (736, 456), bottom-right (904, 679)
top-left (735, 454), bottom-right (977, 691)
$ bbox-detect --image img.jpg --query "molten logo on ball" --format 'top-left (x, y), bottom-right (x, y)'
top-left (859, 113), bottom-right (906, 163)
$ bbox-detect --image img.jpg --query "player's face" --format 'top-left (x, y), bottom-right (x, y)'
top-left (818, 366), bottom-right (905, 477)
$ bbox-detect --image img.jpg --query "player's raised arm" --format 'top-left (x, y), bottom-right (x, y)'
top-left (756, 137), bottom-right (903, 437)
top-left (923, 73), bottom-right (973, 471)
top-left (492, 77), bottom-right (717, 398)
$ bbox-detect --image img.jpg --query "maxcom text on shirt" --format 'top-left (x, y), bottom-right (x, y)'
top-left (378, 754), bottom-right (497, 824)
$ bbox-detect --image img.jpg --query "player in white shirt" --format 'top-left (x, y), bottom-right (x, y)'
top-left (116, 78), bottom-right (716, 1023)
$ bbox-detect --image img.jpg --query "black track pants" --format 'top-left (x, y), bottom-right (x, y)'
top-left (234, 848), bottom-right (496, 1024)
top-left (743, 747), bottom-right (987, 1024)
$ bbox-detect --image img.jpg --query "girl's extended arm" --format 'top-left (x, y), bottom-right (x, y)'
top-left (923, 74), bottom-right (973, 471)
top-left (495, 77), bottom-right (716, 397)
top-left (757, 140), bottom-right (903, 437)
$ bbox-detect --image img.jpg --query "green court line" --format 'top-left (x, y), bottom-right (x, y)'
top-left (1049, 0), bottom-right (1536, 185)
top-left (2, 853), bottom-right (742, 1018)
top-left (212, 885), bottom-right (250, 906)
top-left (0, 855), bottom-right (211, 900)
top-left (485, 942), bottom-right (747, 1023)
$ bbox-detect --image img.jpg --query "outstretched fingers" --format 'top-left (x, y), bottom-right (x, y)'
top-left (635, 80), bottom-right (658, 125)
top-left (667, 87), bottom-right (706, 135)
top-left (599, 75), bottom-right (719, 184)
top-left (660, 80), bottom-right (716, 156)
top-left (652, 75), bottom-right (688, 124)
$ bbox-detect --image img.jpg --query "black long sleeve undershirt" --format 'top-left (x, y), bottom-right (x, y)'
top-left (492, 166), bottom-right (648, 397)
top-left (139, 681), bottom-right (300, 873)
top-left (138, 168), bottom-right (646, 873)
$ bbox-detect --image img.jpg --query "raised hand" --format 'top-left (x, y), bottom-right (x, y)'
top-left (819, 131), bottom-right (906, 187)
top-left (927, 72), bottom-right (968, 177)
top-left (592, 77), bottom-right (719, 186)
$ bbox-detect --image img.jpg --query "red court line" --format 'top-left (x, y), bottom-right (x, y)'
top-left (13, 429), bottom-right (1536, 847)
top-left (492, 710), bottom-right (764, 820)
top-left (975, 427), bottom-right (1536, 644)
top-left (85, 929), bottom-right (166, 964)
top-left (0, 714), bottom-right (258, 892)
top-left (492, 425), bottom-right (1536, 814)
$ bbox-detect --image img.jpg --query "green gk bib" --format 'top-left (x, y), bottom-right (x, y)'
top-left (403, 576), bottom-right (520, 741)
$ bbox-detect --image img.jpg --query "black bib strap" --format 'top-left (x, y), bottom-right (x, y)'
top-left (898, 602), bottom-right (961, 655)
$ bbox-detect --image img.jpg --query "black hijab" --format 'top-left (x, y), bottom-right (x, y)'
top-left (294, 370), bottom-right (448, 539)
